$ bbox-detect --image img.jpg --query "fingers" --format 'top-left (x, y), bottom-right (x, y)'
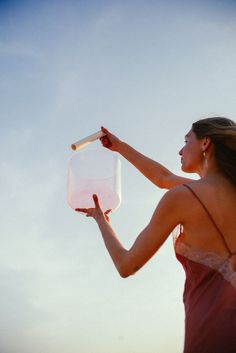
top-left (76, 195), bottom-right (101, 212)
top-left (76, 197), bottom-right (111, 221)
top-left (93, 194), bottom-right (101, 209)
top-left (100, 136), bottom-right (112, 148)
top-left (75, 208), bottom-right (93, 216)
top-left (101, 126), bottom-right (109, 134)
top-left (100, 126), bottom-right (112, 148)
top-left (75, 208), bottom-right (88, 213)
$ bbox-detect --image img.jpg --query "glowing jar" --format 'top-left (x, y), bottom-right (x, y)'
top-left (67, 148), bottom-right (121, 212)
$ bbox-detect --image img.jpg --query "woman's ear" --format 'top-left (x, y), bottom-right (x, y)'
top-left (202, 136), bottom-right (211, 152)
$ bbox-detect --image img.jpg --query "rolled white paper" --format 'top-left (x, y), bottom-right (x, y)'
top-left (71, 130), bottom-right (106, 151)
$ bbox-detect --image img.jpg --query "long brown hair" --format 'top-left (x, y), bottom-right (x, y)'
top-left (192, 117), bottom-right (236, 186)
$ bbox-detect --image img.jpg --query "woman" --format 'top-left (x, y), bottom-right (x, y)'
top-left (76, 117), bottom-right (236, 353)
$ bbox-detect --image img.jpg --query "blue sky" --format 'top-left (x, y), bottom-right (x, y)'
top-left (0, 0), bottom-right (236, 352)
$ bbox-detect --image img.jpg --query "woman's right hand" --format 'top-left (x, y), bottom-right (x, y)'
top-left (75, 194), bottom-right (111, 223)
top-left (100, 126), bottom-right (122, 152)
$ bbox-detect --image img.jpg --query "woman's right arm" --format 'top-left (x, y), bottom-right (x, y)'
top-left (100, 127), bottom-right (193, 190)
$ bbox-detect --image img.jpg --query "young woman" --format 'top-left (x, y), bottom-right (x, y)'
top-left (76, 117), bottom-right (236, 353)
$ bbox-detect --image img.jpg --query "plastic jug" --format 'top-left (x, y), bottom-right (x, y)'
top-left (67, 148), bottom-right (121, 212)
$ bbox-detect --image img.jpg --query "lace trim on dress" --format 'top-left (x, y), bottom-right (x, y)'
top-left (175, 240), bottom-right (236, 290)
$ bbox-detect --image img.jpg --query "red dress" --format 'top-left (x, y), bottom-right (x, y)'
top-left (174, 185), bottom-right (236, 353)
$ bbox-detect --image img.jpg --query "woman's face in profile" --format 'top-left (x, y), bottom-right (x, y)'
top-left (179, 130), bottom-right (202, 173)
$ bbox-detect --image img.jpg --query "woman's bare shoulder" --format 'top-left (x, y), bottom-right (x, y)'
top-left (163, 180), bottom-right (200, 198)
top-left (166, 178), bottom-right (236, 219)
top-left (159, 182), bottom-right (198, 211)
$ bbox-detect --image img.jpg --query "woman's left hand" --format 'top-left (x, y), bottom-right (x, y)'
top-left (75, 194), bottom-right (112, 222)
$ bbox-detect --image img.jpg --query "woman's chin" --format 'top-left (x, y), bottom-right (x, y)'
top-left (181, 164), bottom-right (196, 174)
top-left (181, 164), bottom-right (190, 173)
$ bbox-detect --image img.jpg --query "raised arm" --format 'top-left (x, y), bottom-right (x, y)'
top-left (76, 188), bottom-right (184, 278)
top-left (100, 127), bottom-right (193, 189)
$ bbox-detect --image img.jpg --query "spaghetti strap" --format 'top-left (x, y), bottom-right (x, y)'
top-left (183, 184), bottom-right (234, 257)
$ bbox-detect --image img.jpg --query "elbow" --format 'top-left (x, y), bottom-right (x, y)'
top-left (118, 266), bottom-right (131, 278)
top-left (119, 271), bottom-right (130, 279)
top-left (117, 263), bottom-right (138, 279)
top-left (119, 270), bottom-right (133, 279)
top-left (115, 252), bottom-right (140, 278)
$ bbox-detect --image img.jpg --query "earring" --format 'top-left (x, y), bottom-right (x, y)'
top-left (202, 151), bottom-right (206, 158)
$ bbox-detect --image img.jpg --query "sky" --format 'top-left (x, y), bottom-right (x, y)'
top-left (0, 0), bottom-right (236, 352)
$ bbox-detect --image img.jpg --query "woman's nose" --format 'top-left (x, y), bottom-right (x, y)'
top-left (179, 148), bottom-right (183, 156)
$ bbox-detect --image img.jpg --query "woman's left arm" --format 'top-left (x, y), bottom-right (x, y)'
top-left (76, 188), bottom-right (184, 278)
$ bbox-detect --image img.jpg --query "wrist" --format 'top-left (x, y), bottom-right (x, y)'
top-left (96, 214), bottom-right (109, 226)
top-left (117, 140), bottom-right (127, 154)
